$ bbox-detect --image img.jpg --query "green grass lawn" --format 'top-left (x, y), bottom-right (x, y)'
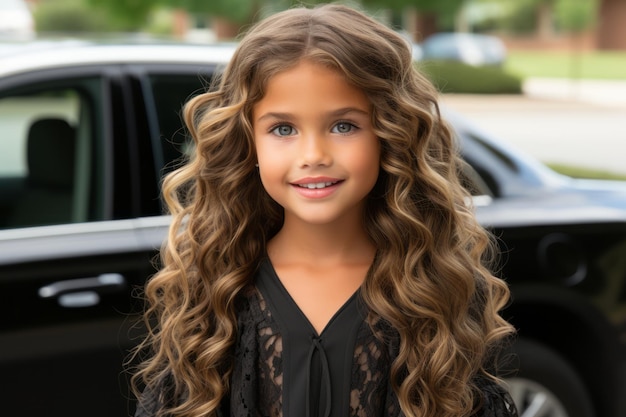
top-left (547, 163), bottom-right (626, 181)
top-left (505, 50), bottom-right (626, 80)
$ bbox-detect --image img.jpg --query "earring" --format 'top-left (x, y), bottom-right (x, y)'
top-left (255, 163), bottom-right (259, 167)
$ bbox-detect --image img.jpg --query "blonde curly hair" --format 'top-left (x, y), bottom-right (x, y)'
top-left (132, 4), bottom-right (514, 417)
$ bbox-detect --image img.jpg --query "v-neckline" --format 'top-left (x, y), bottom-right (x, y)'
top-left (264, 258), bottom-right (361, 337)
top-left (254, 258), bottom-right (369, 417)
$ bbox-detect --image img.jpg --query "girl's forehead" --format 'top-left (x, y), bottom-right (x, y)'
top-left (258, 58), bottom-right (349, 89)
top-left (251, 60), bottom-right (372, 124)
top-left (256, 60), bottom-right (365, 99)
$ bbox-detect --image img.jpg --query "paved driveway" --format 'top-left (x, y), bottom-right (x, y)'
top-left (441, 78), bottom-right (626, 175)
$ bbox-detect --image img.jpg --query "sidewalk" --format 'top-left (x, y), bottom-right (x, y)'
top-left (441, 78), bottom-right (626, 175)
top-left (523, 78), bottom-right (626, 109)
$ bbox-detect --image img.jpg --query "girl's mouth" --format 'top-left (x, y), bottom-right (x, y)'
top-left (296, 181), bottom-right (339, 189)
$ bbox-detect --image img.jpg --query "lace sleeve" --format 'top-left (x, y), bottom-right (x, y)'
top-left (472, 377), bottom-right (519, 417)
top-left (134, 376), bottom-right (227, 417)
top-left (134, 379), bottom-right (168, 417)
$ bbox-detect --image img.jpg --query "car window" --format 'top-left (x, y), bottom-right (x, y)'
top-left (459, 131), bottom-right (523, 198)
top-left (459, 159), bottom-right (493, 198)
top-left (0, 79), bottom-right (102, 229)
top-left (147, 73), bottom-right (212, 173)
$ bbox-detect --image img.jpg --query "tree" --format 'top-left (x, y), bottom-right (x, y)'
top-left (499, 0), bottom-right (558, 38)
top-left (35, 0), bottom-right (146, 32)
top-left (555, 0), bottom-right (597, 33)
top-left (472, 0), bottom-right (623, 49)
top-left (554, 0), bottom-right (598, 80)
top-left (475, 0), bottom-right (599, 37)
top-left (362, 0), bottom-right (466, 39)
top-left (86, 0), bottom-right (469, 40)
top-left (597, 0), bottom-right (626, 49)
top-left (363, 0), bottom-right (464, 15)
top-left (86, 0), bottom-right (155, 30)
top-left (174, 0), bottom-right (263, 24)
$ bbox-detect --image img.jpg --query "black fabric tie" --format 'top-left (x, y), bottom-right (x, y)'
top-left (306, 336), bottom-right (332, 417)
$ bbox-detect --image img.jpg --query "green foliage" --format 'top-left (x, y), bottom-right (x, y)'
top-left (418, 60), bottom-right (523, 94)
top-left (34, 0), bottom-right (112, 33)
top-left (473, 0), bottom-right (597, 34)
top-left (506, 50), bottom-right (626, 79)
top-left (364, 0), bottom-right (464, 14)
top-left (547, 163), bottom-right (626, 181)
top-left (144, 9), bottom-right (175, 36)
top-left (363, 0), bottom-right (466, 31)
top-left (87, 0), bottom-right (154, 29)
top-left (179, 0), bottom-right (256, 23)
top-left (502, 0), bottom-right (539, 34)
top-left (555, 0), bottom-right (597, 32)
top-left (168, 0), bottom-right (304, 24)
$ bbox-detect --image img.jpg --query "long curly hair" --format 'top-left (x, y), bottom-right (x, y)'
top-left (132, 4), bottom-right (514, 417)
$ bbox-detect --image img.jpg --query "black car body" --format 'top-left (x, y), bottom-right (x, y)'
top-left (0, 41), bottom-right (625, 417)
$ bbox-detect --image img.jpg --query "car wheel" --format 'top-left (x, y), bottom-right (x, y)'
top-left (503, 339), bottom-right (595, 417)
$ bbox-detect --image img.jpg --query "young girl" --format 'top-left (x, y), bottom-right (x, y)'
top-left (132, 4), bottom-right (517, 417)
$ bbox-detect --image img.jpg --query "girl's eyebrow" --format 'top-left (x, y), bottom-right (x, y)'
top-left (256, 107), bottom-right (370, 123)
top-left (256, 112), bottom-right (295, 123)
top-left (328, 107), bottom-right (370, 117)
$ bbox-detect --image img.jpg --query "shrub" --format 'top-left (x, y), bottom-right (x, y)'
top-left (34, 0), bottom-right (123, 34)
top-left (35, 0), bottom-right (104, 33)
top-left (417, 60), bottom-right (523, 94)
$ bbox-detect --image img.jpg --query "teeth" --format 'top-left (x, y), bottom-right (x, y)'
top-left (299, 182), bottom-right (336, 189)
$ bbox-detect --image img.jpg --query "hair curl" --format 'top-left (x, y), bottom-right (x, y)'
top-left (132, 4), bottom-right (514, 417)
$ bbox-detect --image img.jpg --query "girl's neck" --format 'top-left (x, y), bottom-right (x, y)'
top-left (266, 217), bottom-right (376, 335)
top-left (268, 218), bottom-right (375, 268)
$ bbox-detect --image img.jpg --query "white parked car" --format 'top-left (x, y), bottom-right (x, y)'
top-left (421, 32), bottom-right (507, 66)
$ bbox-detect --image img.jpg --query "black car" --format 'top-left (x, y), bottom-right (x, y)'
top-left (0, 41), bottom-right (624, 417)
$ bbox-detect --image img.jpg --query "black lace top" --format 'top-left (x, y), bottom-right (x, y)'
top-left (135, 259), bottom-right (518, 417)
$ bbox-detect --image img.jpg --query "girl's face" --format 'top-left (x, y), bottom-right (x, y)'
top-left (252, 60), bottom-right (380, 228)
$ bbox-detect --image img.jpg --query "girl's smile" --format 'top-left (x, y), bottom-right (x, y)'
top-left (252, 60), bottom-right (380, 227)
top-left (291, 176), bottom-right (343, 198)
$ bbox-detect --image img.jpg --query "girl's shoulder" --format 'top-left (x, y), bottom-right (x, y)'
top-left (473, 376), bottom-right (518, 417)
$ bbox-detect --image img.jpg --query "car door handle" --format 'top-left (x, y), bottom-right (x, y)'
top-left (38, 273), bottom-right (126, 308)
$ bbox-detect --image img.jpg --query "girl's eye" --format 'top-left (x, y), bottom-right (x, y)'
top-left (332, 122), bottom-right (357, 134)
top-left (271, 124), bottom-right (295, 136)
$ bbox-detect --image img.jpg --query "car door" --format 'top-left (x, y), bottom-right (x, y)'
top-left (0, 65), bottom-right (167, 417)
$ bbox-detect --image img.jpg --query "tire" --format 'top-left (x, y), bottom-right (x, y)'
top-left (501, 339), bottom-right (595, 417)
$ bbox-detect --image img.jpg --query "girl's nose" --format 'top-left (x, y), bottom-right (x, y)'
top-left (299, 134), bottom-right (332, 167)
